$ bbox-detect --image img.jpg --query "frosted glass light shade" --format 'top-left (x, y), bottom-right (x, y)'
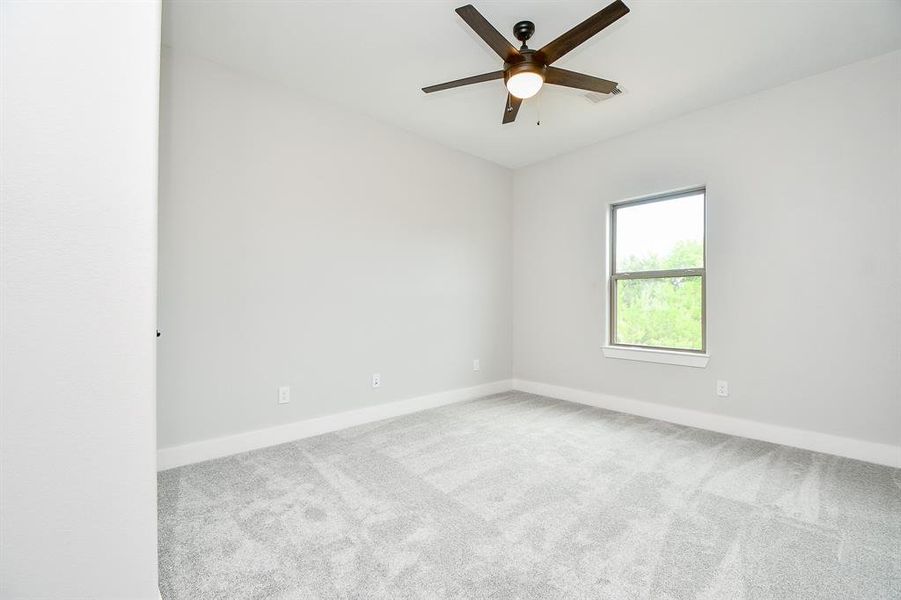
top-left (506, 71), bottom-right (544, 99)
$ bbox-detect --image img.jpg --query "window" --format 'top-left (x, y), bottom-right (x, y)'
top-left (609, 189), bottom-right (706, 354)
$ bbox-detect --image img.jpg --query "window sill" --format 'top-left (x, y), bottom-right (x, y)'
top-left (602, 346), bottom-right (709, 368)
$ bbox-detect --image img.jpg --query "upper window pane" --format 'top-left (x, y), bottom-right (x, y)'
top-left (614, 193), bottom-right (705, 272)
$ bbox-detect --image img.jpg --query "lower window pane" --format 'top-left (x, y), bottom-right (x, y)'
top-left (615, 276), bottom-right (703, 350)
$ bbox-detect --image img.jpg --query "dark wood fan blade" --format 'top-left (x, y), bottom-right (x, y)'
top-left (537, 0), bottom-right (629, 65)
top-left (422, 71), bottom-right (504, 94)
top-left (502, 93), bottom-right (522, 124)
top-left (545, 67), bottom-right (618, 94)
top-left (456, 4), bottom-right (521, 63)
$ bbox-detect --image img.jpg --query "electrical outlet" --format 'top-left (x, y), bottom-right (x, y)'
top-left (371, 373), bottom-right (381, 388)
top-left (473, 359), bottom-right (480, 371)
top-left (716, 380), bottom-right (729, 398)
top-left (278, 385), bottom-right (290, 404)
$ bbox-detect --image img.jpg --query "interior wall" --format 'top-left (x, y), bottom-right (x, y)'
top-left (513, 50), bottom-right (901, 447)
top-left (157, 49), bottom-right (513, 450)
top-left (0, 2), bottom-right (161, 598)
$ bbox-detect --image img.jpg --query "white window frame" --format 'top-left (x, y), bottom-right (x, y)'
top-left (603, 187), bottom-right (710, 368)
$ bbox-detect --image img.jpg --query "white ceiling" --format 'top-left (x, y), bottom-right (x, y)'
top-left (163, 0), bottom-right (901, 168)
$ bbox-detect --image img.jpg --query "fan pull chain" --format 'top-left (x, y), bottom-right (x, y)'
top-left (536, 90), bottom-right (542, 126)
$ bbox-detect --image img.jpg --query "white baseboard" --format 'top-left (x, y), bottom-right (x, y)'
top-left (513, 379), bottom-right (901, 468)
top-left (157, 379), bottom-right (514, 470)
top-left (158, 378), bottom-right (899, 470)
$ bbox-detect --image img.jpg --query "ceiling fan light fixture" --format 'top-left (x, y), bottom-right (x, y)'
top-left (504, 61), bottom-right (546, 100)
top-left (506, 71), bottom-right (544, 99)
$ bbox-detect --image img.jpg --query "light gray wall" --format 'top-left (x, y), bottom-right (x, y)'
top-left (158, 50), bottom-right (513, 449)
top-left (513, 50), bottom-right (901, 446)
top-left (0, 2), bottom-right (161, 598)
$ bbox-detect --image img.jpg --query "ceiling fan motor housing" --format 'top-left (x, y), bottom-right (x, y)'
top-left (504, 50), bottom-right (547, 85)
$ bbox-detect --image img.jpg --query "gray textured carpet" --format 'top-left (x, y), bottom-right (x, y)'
top-left (158, 391), bottom-right (901, 599)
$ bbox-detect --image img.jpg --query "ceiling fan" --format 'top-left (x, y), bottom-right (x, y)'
top-left (422, 1), bottom-right (630, 124)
